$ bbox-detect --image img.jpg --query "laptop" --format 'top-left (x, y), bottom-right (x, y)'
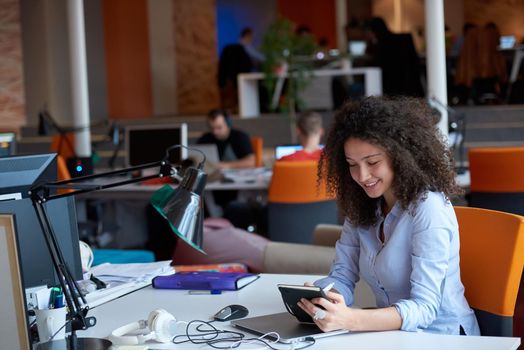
top-left (231, 312), bottom-right (348, 343)
top-left (188, 144), bottom-right (220, 164)
top-left (499, 35), bottom-right (516, 50)
top-left (275, 144), bottom-right (303, 160)
top-left (275, 144), bottom-right (325, 160)
top-left (348, 40), bottom-right (367, 56)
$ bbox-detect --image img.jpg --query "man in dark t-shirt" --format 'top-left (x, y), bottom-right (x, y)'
top-left (197, 110), bottom-right (264, 232)
top-left (198, 109), bottom-right (255, 169)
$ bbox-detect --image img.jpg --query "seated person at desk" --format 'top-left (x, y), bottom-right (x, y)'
top-left (298, 97), bottom-right (480, 335)
top-left (279, 111), bottom-right (324, 162)
top-left (198, 109), bottom-right (255, 169)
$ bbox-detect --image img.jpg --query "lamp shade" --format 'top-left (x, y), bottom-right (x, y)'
top-left (151, 167), bottom-right (207, 254)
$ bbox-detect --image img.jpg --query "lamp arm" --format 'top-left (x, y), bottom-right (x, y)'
top-left (30, 160), bottom-right (179, 202)
top-left (26, 144), bottom-right (206, 346)
top-left (32, 198), bottom-right (97, 335)
top-left (27, 159), bottom-right (180, 335)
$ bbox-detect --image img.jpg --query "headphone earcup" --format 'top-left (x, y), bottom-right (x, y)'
top-left (110, 320), bottom-right (147, 345)
top-left (148, 309), bottom-right (177, 343)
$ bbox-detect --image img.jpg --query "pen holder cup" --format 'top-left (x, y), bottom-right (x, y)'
top-left (35, 307), bottom-right (67, 342)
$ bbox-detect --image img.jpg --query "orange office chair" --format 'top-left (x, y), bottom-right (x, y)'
top-left (267, 161), bottom-right (337, 243)
top-left (50, 133), bottom-right (76, 160)
top-left (250, 136), bottom-right (263, 167)
top-left (468, 147), bottom-right (524, 215)
top-left (56, 155), bottom-right (74, 194)
top-left (455, 206), bottom-right (524, 336)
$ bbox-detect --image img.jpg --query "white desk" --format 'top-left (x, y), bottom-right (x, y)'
top-left (238, 67), bottom-right (382, 118)
top-left (81, 274), bottom-right (520, 350)
top-left (77, 169), bottom-right (272, 201)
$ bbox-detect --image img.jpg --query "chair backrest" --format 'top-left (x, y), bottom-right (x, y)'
top-left (268, 161), bottom-right (333, 203)
top-left (455, 206), bottom-right (524, 336)
top-left (268, 161), bottom-right (337, 243)
top-left (50, 133), bottom-right (76, 159)
top-left (250, 136), bottom-right (263, 167)
top-left (468, 147), bottom-right (524, 215)
top-left (56, 155), bottom-right (74, 194)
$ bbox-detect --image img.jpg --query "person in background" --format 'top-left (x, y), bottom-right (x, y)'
top-left (198, 109), bottom-right (255, 170)
top-left (239, 27), bottom-right (265, 70)
top-left (449, 22), bottom-right (476, 58)
top-left (280, 111), bottom-right (324, 162)
top-left (364, 17), bottom-right (424, 97)
top-left (298, 96), bottom-right (480, 335)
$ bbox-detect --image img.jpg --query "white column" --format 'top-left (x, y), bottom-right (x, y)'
top-left (425, 0), bottom-right (448, 136)
top-left (68, 0), bottom-right (91, 157)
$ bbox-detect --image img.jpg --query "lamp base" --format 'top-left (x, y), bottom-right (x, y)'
top-left (36, 337), bottom-right (112, 350)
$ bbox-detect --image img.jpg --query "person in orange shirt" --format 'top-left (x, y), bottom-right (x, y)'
top-left (280, 111), bottom-right (324, 162)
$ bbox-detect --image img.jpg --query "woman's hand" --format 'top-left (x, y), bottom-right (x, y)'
top-left (298, 291), bottom-right (357, 332)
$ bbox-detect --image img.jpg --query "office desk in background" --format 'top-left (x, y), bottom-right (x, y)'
top-left (81, 273), bottom-right (519, 350)
top-left (74, 168), bottom-right (271, 248)
top-left (238, 67), bottom-right (382, 118)
top-left (77, 168), bottom-right (272, 201)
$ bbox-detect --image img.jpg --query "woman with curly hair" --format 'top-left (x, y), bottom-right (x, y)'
top-left (298, 96), bottom-right (480, 335)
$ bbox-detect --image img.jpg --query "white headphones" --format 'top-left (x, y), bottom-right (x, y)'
top-left (109, 309), bottom-right (177, 345)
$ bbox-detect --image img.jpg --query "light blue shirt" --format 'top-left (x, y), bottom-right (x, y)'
top-left (315, 191), bottom-right (480, 335)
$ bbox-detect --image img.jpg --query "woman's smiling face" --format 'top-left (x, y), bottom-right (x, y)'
top-left (344, 137), bottom-right (396, 209)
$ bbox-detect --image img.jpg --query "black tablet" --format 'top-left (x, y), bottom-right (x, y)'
top-left (277, 284), bottom-right (327, 323)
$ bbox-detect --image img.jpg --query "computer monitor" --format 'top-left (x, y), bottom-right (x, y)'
top-left (348, 40), bottom-right (367, 56)
top-left (0, 132), bottom-right (16, 157)
top-left (275, 145), bottom-right (303, 160)
top-left (125, 123), bottom-right (188, 167)
top-left (0, 153), bottom-right (82, 288)
top-left (275, 144), bottom-right (324, 160)
top-left (499, 35), bottom-right (516, 50)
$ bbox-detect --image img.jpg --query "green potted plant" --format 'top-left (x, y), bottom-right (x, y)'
top-left (260, 18), bottom-right (317, 116)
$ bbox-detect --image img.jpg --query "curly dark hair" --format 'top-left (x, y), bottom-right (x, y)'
top-left (318, 96), bottom-right (462, 227)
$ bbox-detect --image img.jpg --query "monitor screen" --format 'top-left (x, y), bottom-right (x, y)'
top-left (348, 40), bottom-right (367, 56)
top-left (126, 123), bottom-right (188, 167)
top-left (275, 145), bottom-right (303, 160)
top-left (275, 144), bottom-right (324, 160)
top-left (0, 153), bottom-right (82, 288)
top-left (0, 132), bottom-right (16, 157)
top-left (499, 35), bottom-right (516, 49)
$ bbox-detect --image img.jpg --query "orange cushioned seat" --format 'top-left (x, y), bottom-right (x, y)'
top-left (455, 206), bottom-right (524, 336)
top-left (267, 161), bottom-right (338, 244)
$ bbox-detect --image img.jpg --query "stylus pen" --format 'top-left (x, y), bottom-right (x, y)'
top-left (323, 283), bottom-right (335, 293)
top-left (188, 289), bottom-right (222, 295)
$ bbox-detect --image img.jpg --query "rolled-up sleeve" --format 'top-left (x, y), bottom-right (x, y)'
top-left (315, 218), bottom-right (361, 306)
top-left (393, 225), bottom-right (452, 331)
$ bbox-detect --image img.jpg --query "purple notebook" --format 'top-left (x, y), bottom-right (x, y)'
top-left (152, 271), bottom-right (260, 291)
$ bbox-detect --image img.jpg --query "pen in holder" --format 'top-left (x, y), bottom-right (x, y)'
top-left (48, 287), bottom-right (64, 309)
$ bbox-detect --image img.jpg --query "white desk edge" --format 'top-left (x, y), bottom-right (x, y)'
top-left (80, 273), bottom-right (520, 350)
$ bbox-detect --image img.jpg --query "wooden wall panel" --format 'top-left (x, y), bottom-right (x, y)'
top-left (103, 0), bottom-right (153, 119)
top-left (0, 0), bottom-right (25, 131)
top-left (173, 0), bottom-right (219, 115)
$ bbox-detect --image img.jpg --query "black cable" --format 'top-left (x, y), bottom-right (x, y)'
top-left (172, 319), bottom-right (316, 350)
top-left (48, 321), bottom-right (67, 341)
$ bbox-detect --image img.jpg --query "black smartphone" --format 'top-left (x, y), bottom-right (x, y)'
top-left (277, 284), bottom-right (328, 323)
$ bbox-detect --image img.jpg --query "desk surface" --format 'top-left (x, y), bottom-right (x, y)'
top-left (81, 274), bottom-right (519, 350)
top-left (77, 168), bottom-right (271, 200)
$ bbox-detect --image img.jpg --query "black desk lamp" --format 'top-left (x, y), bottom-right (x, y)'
top-left (30, 145), bottom-right (207, 349)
